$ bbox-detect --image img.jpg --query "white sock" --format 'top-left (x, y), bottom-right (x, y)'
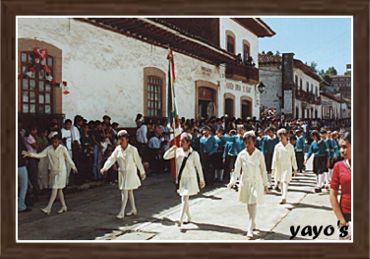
top-left (282, 182), bottom-right (288, 200)
top-left (180, 195), bottom-right (189, 223)
top-left (247, 204), bottom-right (257, 233)
top-left (119, 190), bottom-right (129, 215)
top-left (128, 190), bottom-right (137, 212)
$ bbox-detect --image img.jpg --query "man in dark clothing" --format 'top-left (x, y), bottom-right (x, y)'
top-left (18, 132), bottom-right (31, 212)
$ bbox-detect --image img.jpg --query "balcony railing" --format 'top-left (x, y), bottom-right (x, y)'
top-left (295, 89), bottom-right (321, 105)
top-left (225, 63), bottom-right (259, 83)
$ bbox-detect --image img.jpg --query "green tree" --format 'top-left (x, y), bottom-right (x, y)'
top-left (267, 51), bottom-right (274, 55)
top-left (325, 66), bottom-right (338, 76)
top-left (344, 71), bottom-right (351, 76)
top-left (309, 61), bottom-right (318, 73)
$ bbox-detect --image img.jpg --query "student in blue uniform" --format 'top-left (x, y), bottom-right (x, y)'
top-left (304, 130), bottom-right (330, 193)
top-left (214, 129), bottom-right (225, 183)
top-left (321, 129), bottom-right (332, 188)
top-left (295, 128), bottom-right (305, 173)
top-left (199, 126), bottom-right (218, 186)
top-left (331, 131), bottom-right (341, 167)
top-left (261, 127), bottom-right (279, 190)
top-left (222, 129), bottom-right (237, 184)
top-left (220, 125), bottom-right (245, 155)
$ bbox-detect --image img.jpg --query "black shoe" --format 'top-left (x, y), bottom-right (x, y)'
top-left (314, 187), bottom-right (322, 193)
top-left (19, 208), bottom-right (32, 213)
top-left (275, 186), bottom-right (281, 192)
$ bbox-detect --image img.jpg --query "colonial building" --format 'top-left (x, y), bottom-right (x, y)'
top-left (329, 75), bottom-right (351, 99)
top-left (320, 92), bottom-right (342, 119)
top-left (17, 18), bottom-right (275, 128)
top-left (258, 53), bottom-right (322, 120)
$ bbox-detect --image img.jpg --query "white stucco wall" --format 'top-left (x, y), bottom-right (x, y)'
top-left (219, 19), bottom-right (259, 67)
top-left (18, 18), bottom-right (225, 127)
top-left (293, 68), bottom-right (320, 97)
top-left (219, 69), bottom-right (260, 119)
top-left (258, 66), bottom-right (282, 112)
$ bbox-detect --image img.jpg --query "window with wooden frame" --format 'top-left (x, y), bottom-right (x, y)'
top-left (146, 76), bottom-right (163, 117)
top-left (20, 51), bottom-right (53, 114)
top-left (226, 31), bottom-right (236, 54)
top-left (243, 40), bottom-right (250, 62)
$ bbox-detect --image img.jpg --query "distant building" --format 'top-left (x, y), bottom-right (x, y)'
top-left (258, 53), bottom-right (321, 119)
top-left (330, 75), bottom-right (351, 99)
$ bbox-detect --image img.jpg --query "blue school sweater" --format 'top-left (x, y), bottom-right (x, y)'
top-left (307, 140), bottom-right (329, 160)
top-left (199, 135), bottom-right (218, 156)
top-left (295, 136), bottom-right (305, 152)
top-left (262, 135), bottom-right (278, 155)
top-left (221, 135), bottom-right (245, 154)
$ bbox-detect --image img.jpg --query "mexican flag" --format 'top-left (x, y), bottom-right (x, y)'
top-left (166, 49), bottom-right (182, 182)
top-left (167, 48), bottom-right (177, 128)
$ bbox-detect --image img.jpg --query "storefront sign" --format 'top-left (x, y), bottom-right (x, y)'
top-left (225, 81), bottom-right (252, 93)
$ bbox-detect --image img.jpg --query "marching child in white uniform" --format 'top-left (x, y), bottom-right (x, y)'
top-left (100, 130), bottom-right (146, 220)
top-left (163, 132), bottom-right (205, 227)
top-left (23, 132), bottom-right (77, 215)
top-left (227, 131), bottom-right (269, 239)
top-left (271, 128), bottom-right (298, 205)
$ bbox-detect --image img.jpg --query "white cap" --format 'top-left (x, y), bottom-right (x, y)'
top-left (48, 131), bottom-right (59, 139)
top-left (243, 130), bottom-right (256, 139)
top-left (117, 130), bottom-right (129, 138)
top-left (277, 128), bottom-right (287, 136)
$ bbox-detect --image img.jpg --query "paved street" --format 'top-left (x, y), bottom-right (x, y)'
top-left (18, 156), bottom-right (337, 241)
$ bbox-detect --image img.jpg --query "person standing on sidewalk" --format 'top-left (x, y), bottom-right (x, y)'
top-left (23, 132), bottom-right (78, 215)
top-left (271, 128), bottom-right (298, 205)
top-left (329, 131), bottom-right (351, 240)
top-left (163, 132), bottom-right (205, 227)
top-left (227, 130), bottom-right (269, 239)
top-left (100, 130), bottom-right (146, 220)
top-left (25, 126), bottom-right (40, 202)
top-left (18, 131), bottom-right (31, 213)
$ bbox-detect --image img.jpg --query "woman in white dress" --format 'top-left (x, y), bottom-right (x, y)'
top-left (271, 128), bottom-right (298, 205)
top-left (227, 130), bottom-right (269, 239)
top-left (23, 132), bottom-right (77, 215)
top-left (100, 130), bottom-right (146, 220)
top-left (163, 132), bottom-right (205, 227)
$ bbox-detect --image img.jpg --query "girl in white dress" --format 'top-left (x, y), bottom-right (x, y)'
top-left (100, 130), bottom-right (146, 220)
top-left (271, 128), bottom-right (298, 205)
top-left (163, 132), bottom-right (205, 227)
top-left (227, 130), bottom-right (269, 239)
top-left (23, 132), bottom-right (77, 215)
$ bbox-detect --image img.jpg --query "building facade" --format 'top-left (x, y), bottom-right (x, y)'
top-left (18, 18), bottom-right (274, 128)
top-left (258, 53), bottom-right (322, 120)
top-left (320, 92), bottom-right (342, 119)
top-left (330, 75), bottom-right (351, 99)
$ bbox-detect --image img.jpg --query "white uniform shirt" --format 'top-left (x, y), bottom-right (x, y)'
top-left (272, 142), bottom-right (298, 183)
top-left (71, 125), bottom-right (81, 144)
top-left (231, 148), bottom-right (268, 204)
top-left (61, 128), bottom-right (72, 151)
top-left (102, 144), bottom-right (145, 190)
top-left (136, 124), bottom-right (148, 144)
top-left (29, 145), bottom-right (76, 174)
